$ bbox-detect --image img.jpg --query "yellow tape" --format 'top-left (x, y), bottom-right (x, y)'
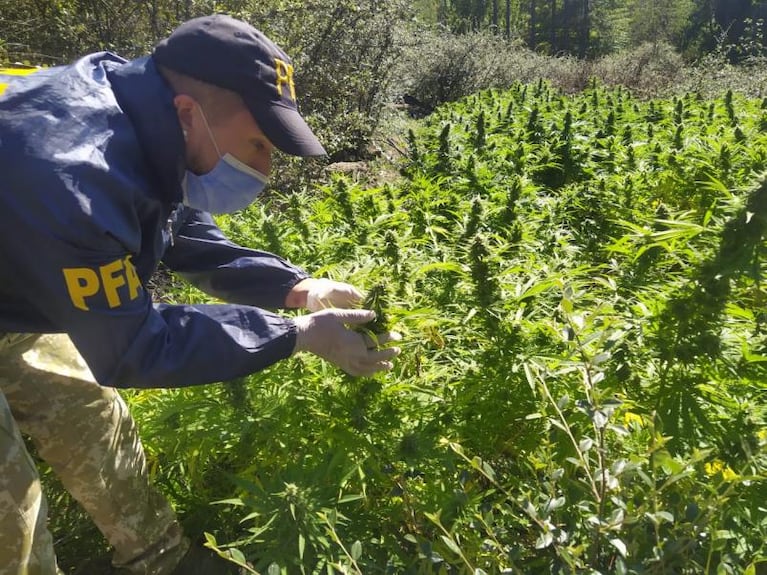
top-left (0, 67), bottom-right (41, 97)
top-left (0, 67), bottom-right (40, 76)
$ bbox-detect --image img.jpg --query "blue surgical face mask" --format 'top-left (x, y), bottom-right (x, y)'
top-left (181, 107), bottom-right (269, 214)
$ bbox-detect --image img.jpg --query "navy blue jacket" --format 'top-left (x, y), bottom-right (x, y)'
top-left (0, 53), bottom-right (308, 388)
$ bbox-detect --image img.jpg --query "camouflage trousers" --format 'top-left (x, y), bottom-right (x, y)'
top-left (0, 333), bottom-right (190, 575)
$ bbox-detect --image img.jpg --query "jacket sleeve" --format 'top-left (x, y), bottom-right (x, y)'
top-left (0, 224), bottom-right (298, 389)
top-left (162, 208), bottom-right (309, 309)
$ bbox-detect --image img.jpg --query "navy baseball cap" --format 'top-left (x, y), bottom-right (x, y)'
top-left (153, 14), bottom-right (326, 157)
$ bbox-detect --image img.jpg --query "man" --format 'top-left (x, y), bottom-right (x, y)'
top-left (0, 14), bottom-right (400, 575)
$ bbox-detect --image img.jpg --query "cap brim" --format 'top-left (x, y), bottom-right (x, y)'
top-left (248, 103), bottom-right (326, 157)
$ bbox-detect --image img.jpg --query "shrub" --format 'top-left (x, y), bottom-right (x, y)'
top-left (592, 42), bottom-right (686, 97)
top-left (395, 28), bottom-right (583, 107)
top-left (0, 0), bottom-right (412, 162)
top-left (396, 31), bottom-right (690, 108)
top-left (248, 0), bottom-right (412, 161)
top-left (682, 50), bottom-right (767, 99)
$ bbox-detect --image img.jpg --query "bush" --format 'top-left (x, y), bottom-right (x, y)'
top-left (397, 28), bottom-right (767, 110)
top-left (682, 50), bottom-right (767, 99)
top-left (0, 0), bottom-right (412, 163)
top-left (592, 42), bottom-right (686, 97)
top-left (264, 0), bottom-right (412, 161)
top-left (396, 30), bottom-right (689, 108)
top-left (395, 28), bottom-right (572, 107)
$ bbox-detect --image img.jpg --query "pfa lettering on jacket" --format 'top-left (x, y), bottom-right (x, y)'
top-left (62, 255), bottom-right (142, 310)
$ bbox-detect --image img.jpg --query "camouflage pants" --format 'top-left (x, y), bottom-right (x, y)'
top-left (0, 333), bottom-right (190, 575)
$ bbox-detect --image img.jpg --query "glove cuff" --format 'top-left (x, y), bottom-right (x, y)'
top-left (305, 291), bottom-right (322, 313)
top-left (292, 315), bottom-right (311, 354)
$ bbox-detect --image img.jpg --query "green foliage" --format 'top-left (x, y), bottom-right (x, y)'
top-left (397, 27), bottom-right (593, 108)
top-left (7, 0), bottom-right (767, 170)
top-left (9, 3), bottom-right (767, 573)
top-left (0, 0), bottom-right (412, 161)
top-left (261, 0), bottom-right (412, 160)
top-left (405, 0), bottom-right (767, 63)
top-left (77, 82), bottom-right (767, 574)
top-left (396, 30), bottom-right (767, 111)
top-left (360, 283), bottom-right (390, 333)
top-left (627, 0), bottom-right (696, 48)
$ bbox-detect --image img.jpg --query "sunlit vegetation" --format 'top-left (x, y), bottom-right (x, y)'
top-left (111, 81), bottom-right (767, 573)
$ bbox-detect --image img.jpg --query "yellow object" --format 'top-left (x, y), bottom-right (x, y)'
top-left (0, 66), bottom-right (43, 96)
top-left (62, 255), bottom-right (142, 310)
top-left (704, 459), bottom-right (738, 481)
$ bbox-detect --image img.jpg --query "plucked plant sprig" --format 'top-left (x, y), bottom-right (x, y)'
top-left (360, 283), bottom-right (390, 334)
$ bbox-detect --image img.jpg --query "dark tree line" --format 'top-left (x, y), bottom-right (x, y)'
top-left (3, 0), bottom-right (767, 65)
top-left (433, 0), bottom-right (767, 59)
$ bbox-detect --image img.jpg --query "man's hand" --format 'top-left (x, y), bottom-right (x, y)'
top-left (287, 278), bottom-right (363, 311)
top-left (293, 309), bottom-right (401, 377)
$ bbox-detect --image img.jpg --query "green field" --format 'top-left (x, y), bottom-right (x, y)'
top-left (76, 82), bottom-right (767, 574)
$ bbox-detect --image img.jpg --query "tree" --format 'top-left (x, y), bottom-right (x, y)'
top-left (628, 0), bottom-right (696, 47)
top-left (0, 0), bottom-right (414, 159)
top-left (580, 0), bottom-right (590, 55)
top-left (714, 0), bottom-right (753, 45)
top-left (453, 0), bottom-right (490, 31)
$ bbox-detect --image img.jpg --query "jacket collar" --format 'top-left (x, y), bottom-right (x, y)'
top-left (107, 55), bottom-right (185, 204)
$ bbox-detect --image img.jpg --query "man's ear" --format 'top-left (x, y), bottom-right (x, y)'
top-left (173, 94), bottom-right (197, 134)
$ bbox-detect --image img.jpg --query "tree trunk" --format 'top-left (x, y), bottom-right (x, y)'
top-left (580, 0), bottom-right (590, 57)
top-left (560, 0), bottom-right (570, 52)
top-left (714, 0), bottom-right (752, 45)
top-left (530, 0), bottom-right (537, 48)
top-left (506, 0), bottom-right (512, 38)
top-left (493, 0), bottom-right (499, 31)
top-left (550, 0), bottom-right (557, 52)
top-left (150, 0), bottom-right (158, 39)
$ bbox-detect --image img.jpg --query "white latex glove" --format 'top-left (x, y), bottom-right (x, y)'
top-left (305, 278), bottom-right (363, 312)
top-left (293, 309), bottom-right (401, 377)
